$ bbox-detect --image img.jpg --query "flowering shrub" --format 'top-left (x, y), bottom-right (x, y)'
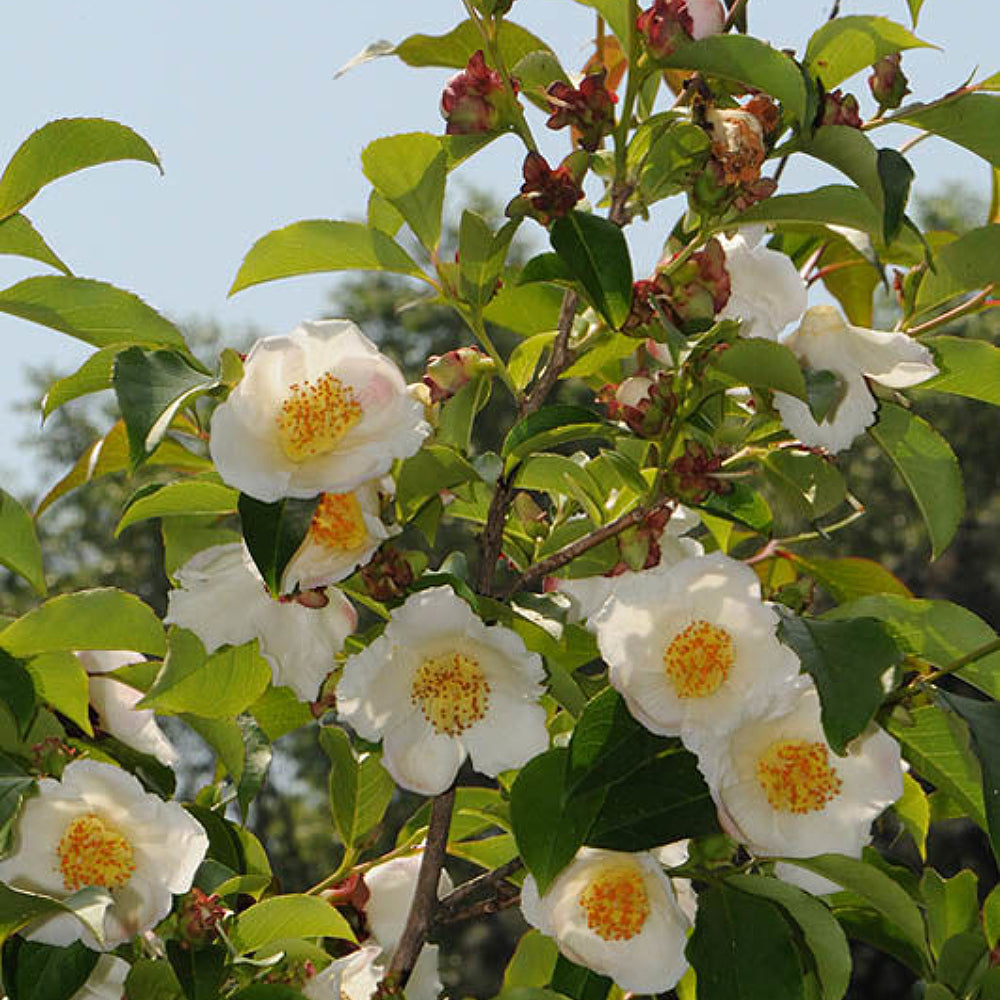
top-left (2, 2), bottom-right (1000, 999)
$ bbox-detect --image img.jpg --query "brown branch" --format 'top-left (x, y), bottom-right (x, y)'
top-left (385, 787), bottom-right (456, 986)
top-left (522, 290), bottom-right (579, 418)
top-left (503, 496), bottom-right (675, 599)
top-left (436, 858), bottom-right (523, 913)
top-left (434, 888), bottom-right (521, 925)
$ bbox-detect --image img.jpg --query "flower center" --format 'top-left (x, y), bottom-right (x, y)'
top-left (309, 493), bottom-right (369, 551)
top-left (755, 739), bottom-right (843, 814)
top-left (411, 651), bottom-right (490, 736)
top-left (276, 373), bottom-right (362, 462)
top-left (578, 864), bottom-right (650, 941)
top-left (664, 619), bottom-right (735, 698)
top-left (57, 813), bottom-right (135, 891)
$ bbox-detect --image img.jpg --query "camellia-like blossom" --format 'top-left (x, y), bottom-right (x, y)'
top-left (76, 651), bottom-right (178, 767)
top-left (281, 479), bottom-right (396, 593)
top-left (0, 759), bottom-right (208, 950)
top-left (337, 586), bottom-right (549, 795)
top-left (697, 678), bottom-right (904, 862)
top-left (592, 552), bottom-right (800, 749)
top-left (164, 543), bottom-right (357, 702)
top-left (717, 228), bottom-right (808, 341)
top-left (303, 945), bottom-right (384, 1000)
top-left (521, 847), bottom-right (691, 993)
top-left (72, 955), bottom-right (130, 1000)
top-left (210, 320), bottom-right (431, 502)
top-left (774, 305), bottom-right (939, 454)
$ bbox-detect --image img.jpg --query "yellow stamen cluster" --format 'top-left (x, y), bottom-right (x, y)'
top-left (309, 492), bottom-right (369, 551)
top-left (756, 739), bottom-right (843, 814)
top-left (411, 651), bottom-right (490, 736)
top-left (276, 373), bottom-right (362, 461)
top-left (578, 864), bottom-right (651, 941)
top-left (57, 813), bottom-right (135, 891)
top-left (664, 619), bottom-right (735, 699)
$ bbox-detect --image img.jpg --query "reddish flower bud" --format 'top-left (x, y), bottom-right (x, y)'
top-left (654, 237), bottom-right (731, 326)
top-left (321, 872), bottom-right (371, 913)
top-left (545, 71), bottom-right (617, 152)
top-left (178, 888), bottom-right (229, 948)
top-left (423, 346), bottom-right (495, 403)
top-left (360, 545), bottom-right (415, 602)
top-left (817, 89), bottom-right (863, 129)
top-left (637, 0), bottom-right (724, 60)
top-left (671, 441), bottom-right (730, 502)
top-left (868, 53), bottom-right (910, 111)
top-left (602, 373), bottom-right (678, 438)
top-left (518, 151), bottom-right (584, 226)
top-left (441, 50), bottom-right (508, 135)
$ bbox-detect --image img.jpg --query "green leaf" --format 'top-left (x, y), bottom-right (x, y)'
top-left (248, 685), bottom-right (313, 741)
top-left (725, 874), bottom-right (852, 1000)
top-left (24, 651), bottom-right (91, 735)
top-left (124, 958), bottom-right (183, 1000)
top-left (738, 185), bottom-right (882, 240)
top-left (784, 854), bottom-right (930, 967)
top-left (937, 930), bottom-right (988, 996)
top-left (229, 220), bottom-right (423, 294)
top-left (688, 884), bottom-right (807, 1000)
top-left (459, 212), bottom-right (519, 307)
top-left (229, 895), bottom-right (356, 954)
top-left (698, 482), bottom-right (772, 534)
top-left (502, 404), bottom-right (614, 468)
top-left (238, 494), bottom-right (320, 597)
top-left (984, 884), bottom-right (1000, 949)
top-left (0, 755), bottom-right (35, 855)
top-left (920, 336), bottom-right (1000, 405)
top-left (791, 555), bottom-right (911, 603)
top-left (40, 346), bottom-right (121, 419)
top-left (503, 930), bottom-right (559, 990)
top-left (436, 376), bottom-right (492, 453)
top-left (319, 726), bottom-right (360, 847)
top-left (763, 450), bottom-right (847, 522)
top-left (396, 445), bottom-right (479, 521)
top-left (2, 939), bottom-right (99, 1000)
top-left (914, 225), bottom-right (1000, 314)
top-left (712, 338), bottom-right (807, 400)
top-left (362, 133), bottom-right (446, 251)
top-left (0, 490), bottom-right (45, 595)
top-left (887, 93), bottom-right (1000, 169)
top-left (906, 0), bottom-right (925, 24)
top-left (567, 0), bottom-right (631, 42)
top-left (776, 613), bottom-right (902, 753)
top-left (515, 454), bottom-right (604, 511)
top-left (804, 17), bottom-right (933, 90)
top-left (235, 716), bottom-right (272, 822)
top-left (550, 212), bottom-right (633, 330)
top-left (113, 349), bottom-right (218, 468)
top-left (868, 402), bottom-right (964, 560)
top-left (0, 214), bottom-right (70, 275)
top-left (509, 332), bottom-right (556, 391)
top-left (660, 36), bottom-right (806, 123)
top-left (895, 772), bottom-right (930, 858)
top-left (877, 149), bottom-right (915, 245)
top-left (394, 19), bottom-right (551, 70)
top-left (937, 691), bottom-right (1000, 866)
top-left (551, 956), bottom-right (611, 1000)
top-left (230, 986), bottom-right (309, 1000)
top-left (0, 588), bottom-right (165, 657)
top-left (166, 941), bottom-right (226, 1000)
top-left (0, 117), bottom-right (160, 222)
top-left (0, 650), bottom-right (36, 740)
top-left (920, 868), bottom-right (979, 957)
top-left (117, 479), bottom-right (238, 536)
top-left (0, 276), bottom-right (187, 350)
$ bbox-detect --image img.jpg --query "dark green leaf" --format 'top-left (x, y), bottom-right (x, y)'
top-left (804, 368), bottom-right (847, 424)
top-left (167, 941), bottom-right (227, 1000)
top-left (877, 148), bottom-right (915, 244)
top-left (459, 212), bottom-right (519, 307)
top-left (551, 955), bottom-right (611, 1000)
top-left (502, 404), bottom-right (613, 466)
top-left (396, 445), bottom-right (479, 521)
top-left (0, 755), bottom-right (35, 854)
top-left (713, 339), bottom-right (807, 400)
top-left (698, 482), bottom-right (773, 534)
top-left (0, 650), bottom-right (37, 741)
top-left (920, 868), bottom-right (979, 957)
top-left (238, 493), bottom-right (320, 597)
top-left (738, 185), bottom-right (882, 239)
top-left (763, 450), bottom-right (847, 522)
top-left (0, 490), bottom-right (45, 595)
top-left (0, 214), bottom-right (70, 275)
top-left (2, 938), bottom-right (98, 1000)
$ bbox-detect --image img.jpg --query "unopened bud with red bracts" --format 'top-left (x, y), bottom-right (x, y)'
top-left (441, 50), bottom-right (510, 135)
top-left (601, 373), bottom-right (677, 438)
top-left (545, 71), bottom-right (617, 152)
top-left (655, 237), bottom-right (731, 326)
top-left (178, 888), bottom-right (229, 948)
top-left (637, 0), bottom-right (724, 60)
top-left (671, 441), bottom-right (730, 502)
top-left (817, 89), bottom-right (863, 129)
top-left (423, 346), bottom-right (495, 404)
top-left (321, 872), bottom-right (371, 913)
top-left (360, 545), bottom-right (415, 602)
top-left (514, 151), bottom-right (585, 226)
top-left (868, 53), bottom-right (910, 112)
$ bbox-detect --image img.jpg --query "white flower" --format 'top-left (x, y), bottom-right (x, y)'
top-left (164, 543), bottom-right (357, 702)
top-left (593, 552), bottom-right (800, 749)
top-left (364, 853), bottom-right (452, 952)
top-left (521, 847), bottom-right (691, 994)
top-left (303, 945), bottom-right (383, 1000)
top-left (76, 651), bottom-right (178, 767)
top-left (210, 320), bottom-right (431, 502)
top-left (0, 759), bottom-right (208, 950)
top-left (698, 678), bottom-right (903, 861)
top-left (554, 507), bottom-right (704, 624)
top-left (72, 955), bottom-right (130, 1000)
top-left (653, 841), bottom-right (698, 923)
top-left (281, 479), bottom-right (396, 593)
top-left (337, 586), bottom-right (549, 795)
top-left (774, 305), bottom-right (938, 454)
top-left (718, 228), bottom-right (808, 341)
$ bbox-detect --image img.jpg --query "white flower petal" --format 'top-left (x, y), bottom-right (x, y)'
top-left (87, 676), bottom-right (178, 767)
top-left (71, 955), bottom-right (130, 1000)
top-left (365, 853), bottom-right (452, 952)
top-left (382, 711), bottom-right (468, 795)
top-left (843, 324), bottom-right (938, 389)
top-left (303, 945), bottom-right (384, 1000)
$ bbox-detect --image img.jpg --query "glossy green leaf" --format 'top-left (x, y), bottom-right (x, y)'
top-left (777, 613), bottom-right (902, 753)
top-left (503, 930), bottom-right (559, 990)
top-left (0, 755), bottom-right (35, 854)
top-left (713, 338), bottom-right (807, 400)
top-left (230, 220), bottom-right (423, 294)
top-left (40, 346), bottom-right (121, 418)
top-left (0, 650), bottom-right (36, 740)
top-left (920, 336), bottom-right (1000, 405)
top-left (878, 148), bottom-right (915, 244)
top-left (238, 493), bottom-right (320, 597)
top-left (920, 868), bottom-right (979, 957)
top-left (502, 404), bottom-right (613, 466)
top-left (550, 212), bottom-right (633, 330)
top-left (887, 93), bottom-right (1000, 169)
top-left (248, 685), bottom-right (313, 741)
top-left (699, 482), bottom-right (773, 534)
top-left (394, 19), bottom-right (551, 70)
top-left (396, 445), bottom-right (478, 521)
top-left (868, 402), bottom-right (964, 560)
top-left (113, 348), bottom-right (217, 468)
top-left (738, 185), bottom-right (882, 239)
top-left (117, 479), bottom-right (238, 535)
top-left (459, 212), bottom-right (519, 308)
top-left (1, 938), bottom-right (98, 1000)
top-left (914, 225), bottom-right (1000, 314)
top-left (24, 651), bottom-right (91, 735)
top-left (688, 884), bottom-right (807, 1000)
top-left (0, 276), bottom-right (186, 350)
top-left (0, 118), bottom-right (160, 222)
top-left (0, 214), bottom-right (70, 275)
top-left (804, 16), bottom-right (933, 90)
top-left (0, 490), bottom-right (45, 595)
top-left (0, 588), bottom-right (165, 657)
top-left (797, 128), bottom-right (886, 226)
top-left (229, 895), bottom-right (356, 954)
top-left (362, 133), bottom-right (446, 251)
top-left (791, 555), bottom-right (911, 603)
top-left (763, 450), bottom-right (846, 522)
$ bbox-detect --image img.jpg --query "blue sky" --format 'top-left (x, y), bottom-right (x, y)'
top-left (1, 0), bottom-right (994, 497)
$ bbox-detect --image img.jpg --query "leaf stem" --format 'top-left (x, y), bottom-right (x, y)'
top-left (901, 285), bottom-right (996, 336)
top-left (886, 636), bottom-right (1000, 706)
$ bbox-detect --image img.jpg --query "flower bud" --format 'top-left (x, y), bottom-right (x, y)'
top-left (654, 238), bottom-right (731, 326)
top-left (516, 151), bottom-right (585, 226)
top-left (868, 53), bottom-right (910, 111)
top-left (321, 872), bottom-right (371, 913)
top-left (178, 888), bottom-right (229, 948)
top-left (441, 50), bottom-right (508, 135)
top-left (637, 0), bottom-right (724, 60)
top-left (601, 373), bottom-right (677, 438)
top-left (545, 71), bottom-right (617, 152)
top-left (817, 89), bottom-right (863, 129)
top-left (422, 346), bottom-right (495, 404)
top-left (360, 545), bottom-right (415, 602)
top-left (671, 441), bottom-right (729, 502)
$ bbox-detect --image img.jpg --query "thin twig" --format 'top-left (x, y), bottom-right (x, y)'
top-left (435, 890), bottom-right (521, 925)
top-left (436, 858), bottom-right (523, 912)
top-left (903, 285), bottom-right (996, 336)
top-left (723, 0), bottom-right (750, 32)
top-left (522, 290), bottom-right (579, 417)
top-left (386, 788), bottom-right (456, 986)
top-left (885, 637), bottom-right (1000, 707)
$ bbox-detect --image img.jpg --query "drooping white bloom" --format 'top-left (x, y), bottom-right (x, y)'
top-left (281, 479), bottom-right (396, 593)
top-left (72, 955), bottom-right (130, 1000)
top-left (337, 586), bottom-right (549, 795)
top-left (554, 507), bottom-right (704, 624)
top-left (76, 651), bottom-right (178, 767)
top-left (774, 305), bottom-right (938, 454)
top-left (164, 543), bottom-right (357, 702)
top-left (718, 228), bottom-right (808, 341)
top-left (0, 760), bottom-right (208, 950)
top-left (210, 320), bottom-right (431, 502)
top-left (521, 847), bottom-right (691, 994)
top-left (697, 677), bottom-right (904, 862)
top-left (593, 552), bottom-right (800, 749)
